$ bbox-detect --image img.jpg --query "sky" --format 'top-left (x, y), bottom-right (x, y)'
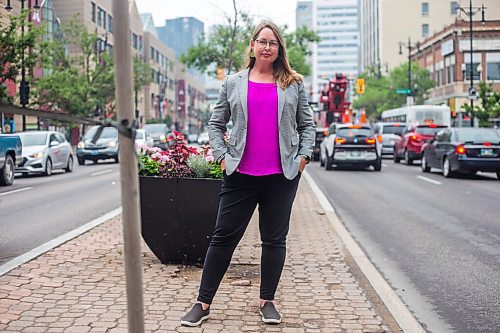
top-left (135, 0), bottom-right (299, 32)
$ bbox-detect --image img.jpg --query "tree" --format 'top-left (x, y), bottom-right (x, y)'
top-left (353, 62), bottom-right (435, 120)
top-left (462, 81), bottom-right (500, 127)
top-left (0, 10), bottom-right (43, 104)
top-left (34, 16), bottom-right (115, 118)
top-left (180, 0), bottom-right (319, 78)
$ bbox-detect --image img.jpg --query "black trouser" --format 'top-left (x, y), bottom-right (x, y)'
top-left (197, 171), bottom-right (301, 304)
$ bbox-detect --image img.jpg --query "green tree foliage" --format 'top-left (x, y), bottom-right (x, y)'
top-left (462, 81), bottom-right (500, 127)
top-left (34, 17), bottom-right (114, 117)
top-left (0, 10), bottom-right (44, 104)
top-left (353, 62), bottom-right (435, 120)
top-left (180, 0), bottom-right (319, 78)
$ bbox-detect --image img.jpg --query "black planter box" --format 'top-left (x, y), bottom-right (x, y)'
top-left (139, 176), bottom-right (222, 266)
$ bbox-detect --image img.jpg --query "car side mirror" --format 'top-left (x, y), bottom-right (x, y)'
top-left (50, 140), bottom-right (59, 147)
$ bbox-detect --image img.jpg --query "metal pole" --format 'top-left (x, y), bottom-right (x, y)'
top-left (408, 37), bottom-right (412, 97)
top-left (21, 0), bottom-right (26, 130)
top-left (469, 0), bottom-right (475, 127)
top-left (112, 1), bottom-right (144, 332)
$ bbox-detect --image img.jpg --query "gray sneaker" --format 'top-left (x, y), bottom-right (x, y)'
top-left (180, 303), bottom-right (210, 327)
top-left (259, 302), bottom-right (282, 324)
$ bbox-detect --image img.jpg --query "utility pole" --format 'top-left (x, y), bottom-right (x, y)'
top-left (113, 1), bottom-right (144, 332)
top-left (399, 37), bottom-right (417, 106)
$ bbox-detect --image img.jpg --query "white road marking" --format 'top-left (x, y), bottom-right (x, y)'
top-left (0, 207), bottom-right (122, 277)
top-left (91, 169), bottom-right (114, 176)
top-left (417, 175), bottom-right (442, 185)
top-left (303, 171), bottom-right (426, 333)
top-left (0, 187), bottom-right (33, 196)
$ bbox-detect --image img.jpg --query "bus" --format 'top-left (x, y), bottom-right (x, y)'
top-left (381, 105), bottom-right (451, 127)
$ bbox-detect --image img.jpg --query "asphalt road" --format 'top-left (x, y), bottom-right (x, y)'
top-left (0, 160), bottom-right (121, 266)
top-left (308, 159), bottom-right (500, 333)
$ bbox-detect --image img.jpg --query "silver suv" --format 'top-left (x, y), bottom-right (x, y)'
top-left (373, 122), bottom-right (406, 156)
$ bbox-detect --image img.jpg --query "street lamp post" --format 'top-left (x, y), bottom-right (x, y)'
top-left (5, 0), bottom-right (40, 131)
top-left (458, 0), bottom-right (486, 127)
top-left (399, 37), bottom-right (419, 106)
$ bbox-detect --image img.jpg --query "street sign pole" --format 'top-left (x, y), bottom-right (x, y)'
top-left (113, 1), bottom-right (145, 332)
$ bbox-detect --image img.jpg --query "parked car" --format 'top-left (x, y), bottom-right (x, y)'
top-left (144, 124), bottom-right (170, 150)
top-left (421, 127), bottom-right (500, 179)
top-left (312, 127), bottom-right (328, 161)
top-left (393, 123), bottom-right (448, 165)
top-left (0, 134), bottom-right (22, 186)
top-left (135, 129), bottom-right (153, 148)
top-left (372, 122), bottom-right (405, 156)
top-left (319, 122), bottom-right (339, 167)
top-left (16, 131), bottom-right (73, 176)
top-left (320, 123), bottom-right (382, 171)
top-left (197, 132), bottom-right (209, 145)
top-left (77, 126), bottom-right (119, 165)
top-left (187, 133), bottom-right (199, 143)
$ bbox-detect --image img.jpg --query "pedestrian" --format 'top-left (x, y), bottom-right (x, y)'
top-left (180, 20), bottom-right (315, 327)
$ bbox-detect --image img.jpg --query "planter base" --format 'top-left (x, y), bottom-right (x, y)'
top-left (140, 176), bottom-right (222, 266)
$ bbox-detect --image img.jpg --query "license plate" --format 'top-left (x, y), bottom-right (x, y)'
top-left (480, 149), bottom-right (493, 156)
top-left (91, 151), bottom-right (99, 155)
top-left (348, 151), bottom-right (362, 158)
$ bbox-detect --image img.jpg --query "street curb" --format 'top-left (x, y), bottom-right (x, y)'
top-left (0, 207), bottom-right (122, 277)
top-left (303, 171), bottom-right (426, 333)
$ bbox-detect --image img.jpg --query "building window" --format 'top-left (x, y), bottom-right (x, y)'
top-left (150, 47), bottom-right (155, 60)
top-left (486, 53), bottom-right (500, 80)
top-left (91, 2), bottom-right (96, 23)
top-left (450, 1), bottom-right (459, 15)
top-left (132, 33), bottom-right (138, 49)
top-left (422, 24), bottom-right (429, 37)
top-left (107, 14), bottom-right (112, 33)
top-left (421, 2), bottom-right (429, 16)
top-left (97, 7), bottom-right (105, 28)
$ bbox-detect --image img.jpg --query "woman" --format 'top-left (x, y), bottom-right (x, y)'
top-left (181, 20), bottom-right (315, 327)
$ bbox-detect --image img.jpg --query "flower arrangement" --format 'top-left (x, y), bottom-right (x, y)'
top-left (137, 131), bottom-right (222, 179)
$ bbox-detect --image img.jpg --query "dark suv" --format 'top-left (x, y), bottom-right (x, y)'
top-left (76, 126), bottom-right (119, 165)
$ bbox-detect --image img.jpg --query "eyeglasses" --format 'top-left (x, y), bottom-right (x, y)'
top-left (254, 39), bottom-right (279, 49)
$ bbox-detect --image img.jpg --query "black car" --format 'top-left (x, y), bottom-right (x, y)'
top-left (322, 123), bottom-right (382, 171)
top-left (77, 126), bottom-right (119, 165)
top-left (421, 127), bottom-right (500, 179)
top-left (312, 127), bottom-right (328, 161)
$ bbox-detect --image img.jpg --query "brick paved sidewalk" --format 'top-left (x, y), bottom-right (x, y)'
top-left (0, 180), bottom-right (391, 332)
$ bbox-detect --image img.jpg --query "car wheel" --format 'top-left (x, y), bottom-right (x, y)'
top-left (44, 158), bottom-right (53, 177)
top-left (421, 155), bottom-right (431, 172)
top-left (324, 153), bottom-right (333, 171)
top-left (393, 148), bottom-right (401, 163)
top-left (404, 150), bottom-right (413, 165)
top-left (114, 155), bottom-right (119, 163)
top-left (496, 170), bottom-right (500, 180)
top-left (312, 152), bottom-right (320, 162)
top-left (0, 155), bottom-right (15, 186)
top-left (442, 157), bottom-right (453, 178)
top-left (319, 155), bottom-right (325, 167)
top-left (77, 157), bottom-right (85, 165)
top-left (374, 158), bottom-right (382, 171)
top-left (65, 155), bottom-right (74, 172)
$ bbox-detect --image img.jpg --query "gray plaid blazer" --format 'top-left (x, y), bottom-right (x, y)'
top-left (207, 68), bottom-right (315, 180)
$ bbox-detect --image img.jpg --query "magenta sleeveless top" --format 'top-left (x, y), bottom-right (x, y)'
top-left (238, 80), bottom-right (283, 175)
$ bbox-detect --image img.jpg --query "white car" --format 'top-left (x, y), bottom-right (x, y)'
top-left (135, 129), bottom-right (153, 148)
top-left (16, 131), bottom-right (74, 176)
top-left (197, 132), bottom-right (209, 145)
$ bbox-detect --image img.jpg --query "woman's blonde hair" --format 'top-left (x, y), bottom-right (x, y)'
top-left (244, 20), bottom-right (303, 89)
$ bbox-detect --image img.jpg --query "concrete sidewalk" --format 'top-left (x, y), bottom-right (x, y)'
top-left (0, 179), bottom-right (397, 332)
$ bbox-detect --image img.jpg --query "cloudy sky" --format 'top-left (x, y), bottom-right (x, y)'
top-left (135, 0), bottom-right (299, 31)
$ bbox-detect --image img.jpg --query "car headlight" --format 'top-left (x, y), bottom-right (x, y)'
top-left (77, 141), bottom-right (85, 148)
top-left (29, 152), bottom-right (43, 159)
top-left (159, 134), bottom-right (166, 142)
top-left (107, 141), bottom-right (117, 147)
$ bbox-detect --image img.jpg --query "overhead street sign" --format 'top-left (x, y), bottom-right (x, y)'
top-left (396, 89), bottom-right (411, 95)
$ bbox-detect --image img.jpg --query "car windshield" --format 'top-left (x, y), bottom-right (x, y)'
top-left (456, 129), bottom-right (500, 143)
top-left (415, 126), bottom-right (447, 135)
top-left (135, 131), bottom-right (144, 139)
top-left (19, 133), bottom-right (48, 146)
top-left (337, 128), bottom-right (372, 137)
top-left (383, 125), bottom-right (404, 135)
top-left (84, 126), bottom-right (118, 139)
top-left (144, 124), bottom-right (167, 134)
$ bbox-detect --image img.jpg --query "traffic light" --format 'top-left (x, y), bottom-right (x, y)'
top-left (216, 67), bottom-right (225, 81)
top-left (356, 78), bottom-right (365, 95)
